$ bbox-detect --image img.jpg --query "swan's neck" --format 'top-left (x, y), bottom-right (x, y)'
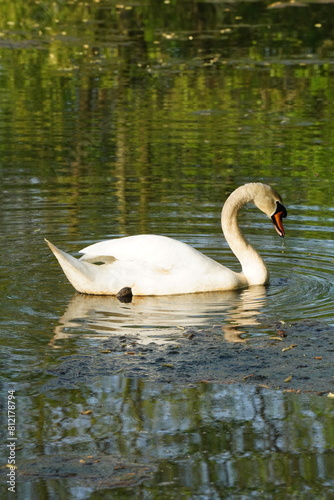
top-left (221, 186), bottom-right (269, 286)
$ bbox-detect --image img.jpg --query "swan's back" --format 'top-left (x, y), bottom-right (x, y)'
top-left (80, 235), bottom-right (212, 270)
top-left (79, 235), bottom-right (245, 295)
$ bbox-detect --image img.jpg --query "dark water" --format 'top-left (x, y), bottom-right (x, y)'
top-left (1, 1), bottom-right (334, 498)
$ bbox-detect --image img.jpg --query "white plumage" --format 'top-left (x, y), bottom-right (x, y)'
top-left (45, 182), bottom-right (287, 296)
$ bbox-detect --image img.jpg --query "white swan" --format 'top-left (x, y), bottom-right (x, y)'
top-left (45, 182), bottom-right (287, 297)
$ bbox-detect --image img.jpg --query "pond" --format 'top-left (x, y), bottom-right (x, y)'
top-left (1, 0), bottom-right (334, 498)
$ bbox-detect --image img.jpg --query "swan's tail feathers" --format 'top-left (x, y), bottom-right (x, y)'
top-left (45, 239), bottom-right (104, 294)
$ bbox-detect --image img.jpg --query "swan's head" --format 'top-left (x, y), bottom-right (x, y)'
top-left (253, 184), bottom-right (287, 237)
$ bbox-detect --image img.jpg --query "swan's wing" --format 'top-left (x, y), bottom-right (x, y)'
top-left (79, 234), bottom-right (214, 271)
top-left (46, 236), bottom-right (244, 295)
top-left (79, 235), bottom-right (244, 294)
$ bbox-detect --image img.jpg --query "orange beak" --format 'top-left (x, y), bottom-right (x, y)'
top-left (271, 202), bottom-right (287, 237)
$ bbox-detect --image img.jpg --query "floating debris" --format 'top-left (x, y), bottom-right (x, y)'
top-left (282, 344), bottom-right (298, 352)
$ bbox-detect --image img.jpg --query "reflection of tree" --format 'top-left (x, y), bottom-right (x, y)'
top-left (28, 377), bottom-right (334, 496)
top-left (1, 3), bottom-right (334, 495)
top-left (1, 0), bottom-right (334, 240)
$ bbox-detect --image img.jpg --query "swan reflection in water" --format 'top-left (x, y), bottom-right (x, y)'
top-left (50, 286), bottom-right (268, 346)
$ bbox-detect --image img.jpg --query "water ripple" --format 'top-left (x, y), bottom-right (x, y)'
top-left (268, 238), bottom-right (334, 325)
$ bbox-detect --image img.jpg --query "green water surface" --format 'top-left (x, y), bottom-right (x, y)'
top-left (1, 1), bottom-right (334, 498)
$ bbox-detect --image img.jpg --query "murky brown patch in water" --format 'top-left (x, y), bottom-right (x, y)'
top-left (46, 319), bottom-right (334, 395)
top-left (2, 454), bottom-right (155, 489)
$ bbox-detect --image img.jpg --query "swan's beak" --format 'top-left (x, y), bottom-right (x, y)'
top-left (271, 202), bottom-right (287, 237)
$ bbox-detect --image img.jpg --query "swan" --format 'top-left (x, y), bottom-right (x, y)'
top-left (45, 182), bottom-right (287, 297)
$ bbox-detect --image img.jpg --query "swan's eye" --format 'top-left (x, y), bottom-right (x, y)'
top-left (274, 201), bottom-right (287, 218)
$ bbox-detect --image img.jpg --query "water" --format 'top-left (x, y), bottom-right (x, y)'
top-left (8, 381), bottom-right (334, 499)
top-left (1, 0), bottom-right (334, 498)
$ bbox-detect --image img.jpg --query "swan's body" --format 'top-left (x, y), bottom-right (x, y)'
top-left (45, 183), bottom-right (287, 296)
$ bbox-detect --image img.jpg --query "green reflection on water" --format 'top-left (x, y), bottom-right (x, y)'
top-left (0, 0), bottom-right (334, 210)
top-left (1, 379), bottom-right (333, 498)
